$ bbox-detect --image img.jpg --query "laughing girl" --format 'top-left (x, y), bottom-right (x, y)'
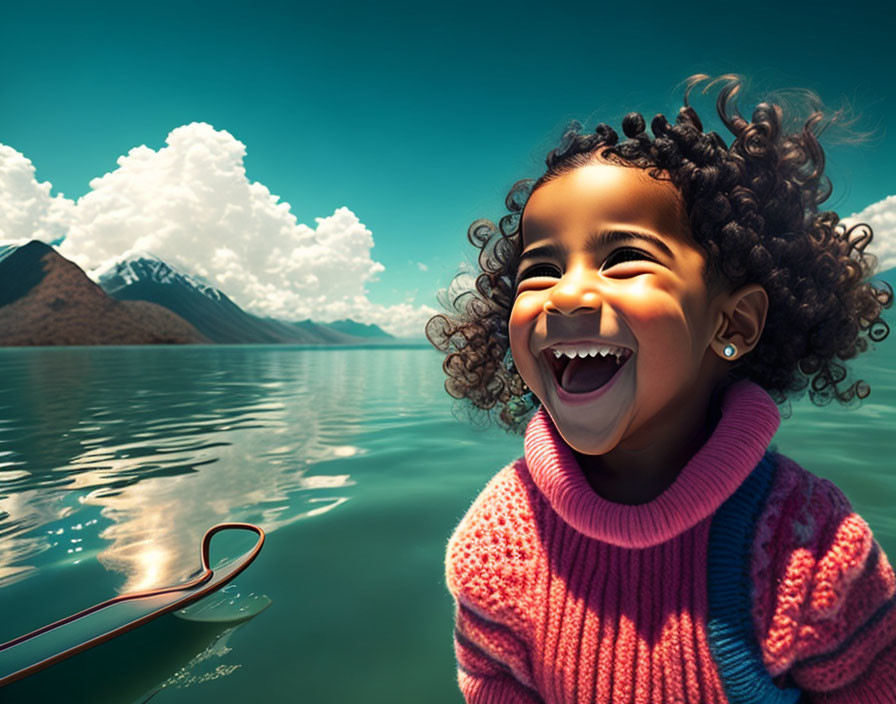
top-left (427, 75), bottom-right (896, 703)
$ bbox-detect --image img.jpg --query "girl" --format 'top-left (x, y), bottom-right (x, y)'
top-left (426, 75), bottom-right (896, 703)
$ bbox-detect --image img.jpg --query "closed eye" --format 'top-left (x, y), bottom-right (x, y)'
top-left (516, 248), bottom-right (654, 285)
top-left (516, 263), bottom-right (560, 282)
top-left (603, 248), bottom-right (654, 268)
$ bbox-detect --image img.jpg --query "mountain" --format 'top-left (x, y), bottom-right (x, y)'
top-left (320, 319), bottom-right (392, 339)
top-left (0, 243), bottom-right (21, 264)
top-left (0, 241), bottom-right (208, 346)
top-left (94, 250), bottom-right (225, 303)
top-left (94, 252), bottom-right (395, 344)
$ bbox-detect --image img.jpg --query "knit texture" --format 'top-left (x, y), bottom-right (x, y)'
top-left (750, 452), bottom-right (896, 702)
top-left (445, 379), bottom-right (896, 703)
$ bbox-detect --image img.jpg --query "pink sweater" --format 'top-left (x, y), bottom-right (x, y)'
top-left (445, 380), bottom-right (896, 703)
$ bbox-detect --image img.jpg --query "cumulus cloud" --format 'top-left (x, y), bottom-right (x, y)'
top-left (417, 261), bottom-right (428, 271)
top-left (0, 146), bottom-right (73, 246)
top-left (0, 124), bottom-right (436, 338)
top-left (844, 195), bottom-right (896, 275)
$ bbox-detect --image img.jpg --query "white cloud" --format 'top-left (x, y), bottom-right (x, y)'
top-left (417, 261), bottom-right (428, 271)
top-left (0, 145), bottom-right (73, 245)
top-left (844, 195), bottom-right (896, 275)
top-left (0, 124), bottom-right (435, 337)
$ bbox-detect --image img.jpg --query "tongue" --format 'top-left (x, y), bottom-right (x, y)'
top-left (560, 355), bottom-right (620, 394)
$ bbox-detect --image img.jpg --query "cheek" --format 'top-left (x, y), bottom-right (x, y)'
top-left (618, 279), bottom-right (689, 324)
top-left (626, 298), bottom-right (680, 329)
top-left (509, 295), bottom-right (541, 338)
top-left (508, 307), bottom-right (526, 360)
top-left (624, 294), bottom-right (702, 373)
top-left (508, 296), bottom-right (542, 373)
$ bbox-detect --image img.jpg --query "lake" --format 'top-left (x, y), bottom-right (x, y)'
top-left (0, 343), bottom-right (893, 702)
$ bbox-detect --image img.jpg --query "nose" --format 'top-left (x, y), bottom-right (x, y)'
top-left (543, 269), bottom-right (602, 316)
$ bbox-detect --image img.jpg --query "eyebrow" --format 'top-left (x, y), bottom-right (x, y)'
top-left (518, 229), bottom-right (675, 263)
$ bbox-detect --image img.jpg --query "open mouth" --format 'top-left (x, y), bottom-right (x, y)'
top-left (543, 348), bottom-right (633, 395)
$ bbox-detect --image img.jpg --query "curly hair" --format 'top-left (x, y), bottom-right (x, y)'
top-left (425, 74), bottom-right (893, 434)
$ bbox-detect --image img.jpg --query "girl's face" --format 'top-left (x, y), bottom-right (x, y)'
top-left (510, 161), bottom-right (731, 459)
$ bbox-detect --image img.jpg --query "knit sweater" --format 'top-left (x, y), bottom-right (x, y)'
top-left (445, 380), bottom-right (896, 703)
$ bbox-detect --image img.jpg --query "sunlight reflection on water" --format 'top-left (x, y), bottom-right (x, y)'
top-left (0, 345), bottom-right (430, 593)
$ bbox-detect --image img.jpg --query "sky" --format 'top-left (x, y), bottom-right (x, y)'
top-left (0, 0), bottom-right (893, 338)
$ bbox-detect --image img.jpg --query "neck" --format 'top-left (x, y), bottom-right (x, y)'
top-left (573, 378), bottom-right (730, 505)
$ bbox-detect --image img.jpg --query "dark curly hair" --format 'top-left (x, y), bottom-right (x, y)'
top-left (426, 74), bottom-right (892, 434)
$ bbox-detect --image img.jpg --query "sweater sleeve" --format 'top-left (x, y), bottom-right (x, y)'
top-left (751, 455), bottom-right (896, 702)
top-left (445, 461), bottom-right (544, 704)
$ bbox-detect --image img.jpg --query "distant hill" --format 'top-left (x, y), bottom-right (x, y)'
top-left (306, 318), bottom-right (392, 339)
top-left (0, 241), bottom-right (207, 346)
top-left (94, 251), bottom-right (395, 344)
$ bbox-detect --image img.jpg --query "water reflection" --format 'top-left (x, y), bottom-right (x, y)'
top-left (0, 346), bottom-right (426, 591)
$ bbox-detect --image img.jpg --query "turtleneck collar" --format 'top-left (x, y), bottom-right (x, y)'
top-left (522, 379), bottom-right (780, 548)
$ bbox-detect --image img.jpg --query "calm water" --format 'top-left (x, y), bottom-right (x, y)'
top-left (0, 343), bottom-right (893, 703)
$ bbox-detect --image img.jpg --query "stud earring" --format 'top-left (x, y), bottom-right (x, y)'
top-left (722, 343), bottom-right (737, 358)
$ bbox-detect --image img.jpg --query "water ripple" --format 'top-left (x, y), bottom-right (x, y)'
top-left (0, 346), bottom-right (436, 592)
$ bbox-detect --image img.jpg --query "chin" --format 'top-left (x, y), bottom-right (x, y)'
top-left (546, 411), bottom-right (620, 456)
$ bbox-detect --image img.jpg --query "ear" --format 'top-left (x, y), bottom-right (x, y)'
top-left (713, 283), bottom-right (768, 358)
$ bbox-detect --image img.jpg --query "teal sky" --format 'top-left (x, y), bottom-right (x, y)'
top-left (1, 0), bottom-right (892, 317)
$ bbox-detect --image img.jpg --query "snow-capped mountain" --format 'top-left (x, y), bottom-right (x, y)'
top-left (91, 250), bottom-right (224, 302)
top-left (91, 250), bottom-right (394, 344)
top-left (0, 241), bottom-right (29, 265)
top-left (0, 241), bottom-right (207, 345)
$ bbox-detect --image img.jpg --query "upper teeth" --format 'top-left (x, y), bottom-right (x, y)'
top-left (551, 343), bottom-right (628, 361)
